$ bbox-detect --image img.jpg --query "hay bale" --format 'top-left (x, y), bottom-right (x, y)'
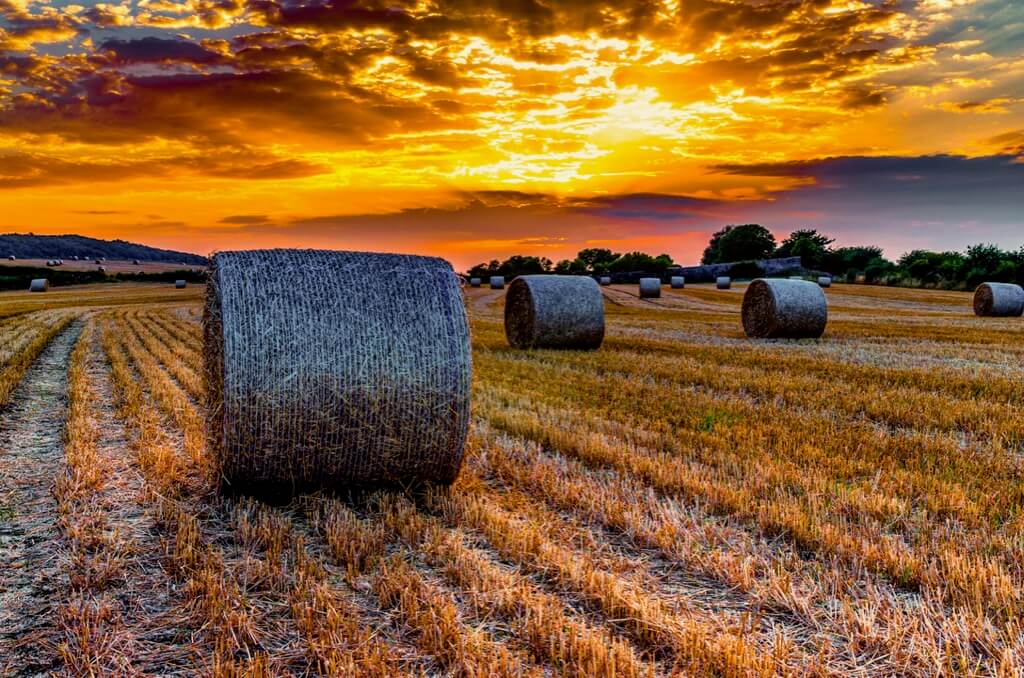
top-left (670, 276), bottom-right (685, 289)
top-left (7, 255), bottom-right (15, 261)
top-left (490, 276), bottom-right (505, 289)
top-left (855, 274), bottom-right (866, 284)
top-left (470, 277), bottom-right (481, 288)
top-left (716, 276), bottom-right (731, 290)
top-left (742, 278), bottom-right (827, 339)
top-left (98, 266), bottom-right (106, 273)
top-left (599, 276), bottom-right (611, 286)
top-left (504, 276), bottom-right (604, 350)
top-left (29, 278), bottom-right (48, 292)
top-left (973, 282), bottom-right (1024, 317)
top-left (639, 278), bottom-right (661, 298)
top-left (175, 280), bottom-right (187, 289)
top-left (133, 259), bottom-right (140, 265)
top-left (818, 276), bottom-right (832, 288)
top-left (204, 248), bottom-right (471, 494)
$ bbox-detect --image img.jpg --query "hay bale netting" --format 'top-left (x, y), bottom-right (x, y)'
top-left (504, 275), bottom-right (604, 350)
top-left (204, 249), bottom-right (471, 494)
top-left (470, 277), bottom-right (481, 288)
top-left (742, 278), bottom-right (827, 339)
top-left (670, 276), bottom-right (685, 289)
top-left (490, 276), bottom-right (505, 290)
top-left (599, 276), bottom-right (611, 286)
top-left (175, 280), bottom-right (187, 289)
top-left (716, 276), bottom-right (731, 290)
top-left (639, 277), bottom-right (661, 299)
top-left (973, 282), bottom-right (1024, 317)
top-left (29, 278), bottom-right (49, 293)
top-left (818, 276), bottom-right (832, 288)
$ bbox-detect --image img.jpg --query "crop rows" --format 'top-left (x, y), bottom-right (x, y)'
top-left (1, 282), bottom-right (1021, 676)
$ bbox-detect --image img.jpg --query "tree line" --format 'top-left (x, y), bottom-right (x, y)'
top-left (468, 224), bottom-right (1024, 289)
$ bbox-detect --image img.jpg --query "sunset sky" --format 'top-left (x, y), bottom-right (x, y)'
top-left (1, 0), bottom-right (1022, 269)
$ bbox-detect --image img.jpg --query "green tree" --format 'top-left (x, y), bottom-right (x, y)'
top-left (609, 251), bottom-right (674, 273)
top-left (775, 229), bottom-right (834, 269)
top-left (553, 258), bottom-right (588, 275)
top-left (701, 224), bottom-right (776, 264)
top-left (576, 248), bottom-right (620, 273)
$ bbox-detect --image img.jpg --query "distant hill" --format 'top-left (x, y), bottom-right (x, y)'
top-left (0, 234), bottom-right (206, 265)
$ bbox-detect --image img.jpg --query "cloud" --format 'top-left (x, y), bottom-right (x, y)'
top-left (219, 214), bottom-right (271, 224)
top-left (98, 36), bottom-right (224, 65)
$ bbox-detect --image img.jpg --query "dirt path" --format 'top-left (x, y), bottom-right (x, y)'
top-left (0, 321), bottom-right (82, 676)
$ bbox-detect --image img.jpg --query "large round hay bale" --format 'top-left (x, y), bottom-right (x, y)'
top-left (716, 276), bottom-right (731, 290)
top-left (973, 282), bottom-right (1024, 317)
top-left (639, 278), bottom-right (661, 298)
top-left (742, 278), bottom-right (827, 339)
top-left (599, 276), bottom-right (611, 286)
top-left (670, 276), bottom-right (685, 289)
top-left (175, 280), bottom-right (187, 289)
top-left (470, 277), bottom-right (481, 288)
top-left (504, 276), bottom-right (604, 350)
top-left (29, 278), bottom-right (48, 293)
top-left (818, 276), bottom-right (832, 288)
top-left (204, 249), bottom-right (471, 494)
top-left (490, 276), bottom-right (505, 290)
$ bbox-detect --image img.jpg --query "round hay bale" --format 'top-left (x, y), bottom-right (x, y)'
top-left (599, 276), bottom-right (611, 286)
top-left (204, 248), bottom-right (471, 494)
top-left (175, 280), bottom-right (187, 289)
top-left (29, 278), bottom-right (49, 292)
top-left (742, 278), bottom-right (827, 339)
top-left (98, 266), bottom-right (106, 273)
top-left (716, 276), bottom-right (731, 290)
top-left (670, 276), bottom-right (685, 289)
top-left (8, 255), bottom-right (15, 261)
top-left (639, 278), bottom-right (661, 298)
top-left (973, 282), bottom-right (1024, 317)
top-left (470, 277), bottom-right (481, 288)
top-left (504, 276), bottom-right (604, 350)
top-left (818, 276), bottom-right (832, 288)
top-left (490, 276), bottom-right (505, 290)
top-left (855, 274), bottom-right (866, 284)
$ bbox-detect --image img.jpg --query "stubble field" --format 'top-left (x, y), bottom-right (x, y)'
top-left (0, 281), bottom-right (1022, 677)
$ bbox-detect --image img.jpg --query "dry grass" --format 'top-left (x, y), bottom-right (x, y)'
top-left (1, 281), bottom-right (1022, 676)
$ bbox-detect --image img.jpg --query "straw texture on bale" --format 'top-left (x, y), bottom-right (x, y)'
top-left (29, 278), bottom-right (48, 292)
top-left (204, 248), bottom-right (472, 495)
top-left (716, 276), bottom-right (731, 290)
top-left (818, 276), bottom-right (832, 288)
top-left (175, 280), bottom-right (187, 289)
top-left (639, 278), bottom-right (661, 298)
top-left (742, 278), bottom-right (827, 339)
top-left (504, 276), bottom-right (604, 350)
top-left (470, 277), bottom-right (481, 287)
top-left (599, 276), bottom-right (611, 286)
top-left (670, 276), bottom-right (685, 289)
top-left (973, 282), bottom-right (1024, 317)
top-left (490, 276), bottom-right (505, 289)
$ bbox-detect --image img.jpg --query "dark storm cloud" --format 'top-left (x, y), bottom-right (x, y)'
top-left (99, 37), bottom-right (224, 65)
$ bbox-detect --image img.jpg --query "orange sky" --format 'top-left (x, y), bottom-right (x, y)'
top-left (1, 0), bottom-right (1022, 270)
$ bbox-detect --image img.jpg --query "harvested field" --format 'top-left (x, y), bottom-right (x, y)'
top-left (1, 280), bottom-right (1022, 676)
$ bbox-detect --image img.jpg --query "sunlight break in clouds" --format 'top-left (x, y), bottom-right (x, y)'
top-left (1, 0), bottom-right (1022, 268)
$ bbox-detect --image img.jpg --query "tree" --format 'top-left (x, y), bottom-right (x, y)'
top-left (701, 224), bottom-right (776, 264)
top-left (553, 258), bottom-right (588, 275)
top-left (824, 246), bottom-right (885, 278)
top-left (576, 248), bottom-right (619, 273)
top-left (775, 229), bottom-right (834, 269)
top-left (609, 251), bottom-right (674, 273)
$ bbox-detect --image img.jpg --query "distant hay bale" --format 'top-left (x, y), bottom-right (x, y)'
top-left (97, 266), bottom-right (106, 273)
top-left (742, 278), bottom-right (827, 339)
top-left (29, 278), bottom-right (49, 293)
top-left (599, 276), bottom-right (611, 286)
top-left (639, 278), bottom-right (661, 298)
top-left (504, 275), bottom-right (604, 350)
top-left (973, 282), bottom-right (1024, 317)
top-left (490, 276), bottom-right (505, 289)
top-left (470, 277), bottom-right (481, 287)
top-left (175, 280), bottom-right (187, 289)
top-left (716, 276), bottom-right (731, 290)
top-left (8, 255), bottom-right (15, 261)
top-left (204, 248), bottom-right (471, 495)
top-left (670, 276), bottom-right (685, 289)
top-left (855, 274), bottom-right (866, 284)
top-left (95, 258), bottom-right (102, 264)
top-left (133, 259), bottom-right (140, 265)
top-left (818, 276), bottom-right (832, 288)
